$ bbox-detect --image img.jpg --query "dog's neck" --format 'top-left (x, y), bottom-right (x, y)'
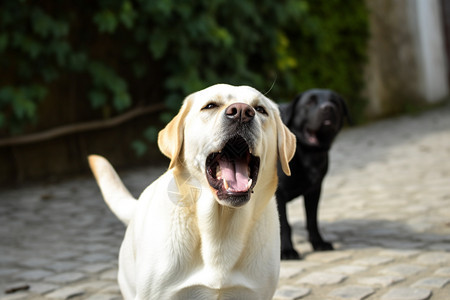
top-left (195, 194), bottom-right (254, 275)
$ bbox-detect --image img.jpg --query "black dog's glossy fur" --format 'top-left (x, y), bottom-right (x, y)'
top-left (276, 89), bottom-right (350, 260)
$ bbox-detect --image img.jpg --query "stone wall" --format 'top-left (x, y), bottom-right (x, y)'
top-left (364, 0), bottom-right (449, 118)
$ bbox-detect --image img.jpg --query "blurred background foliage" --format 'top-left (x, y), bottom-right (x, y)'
top-left (0, 0), bottom-right (368, 154)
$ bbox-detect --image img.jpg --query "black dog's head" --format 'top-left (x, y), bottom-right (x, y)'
top-left (280, 89), bottom-right (350, 150)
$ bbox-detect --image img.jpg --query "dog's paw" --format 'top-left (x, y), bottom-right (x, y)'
top-left (311, 240), bottom-right (334, 251)
top-left (281, 248), bottom-right (301, 260)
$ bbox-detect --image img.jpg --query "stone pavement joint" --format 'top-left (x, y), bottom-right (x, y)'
top-left (380, 287), bottom-right (432, 300)
top-left (357, 275), bottom-right (405, 287)
top-left (327, 285), bottom-right (375, 300)
top-left (297, 272), bottom-right (347, 285)
top-left (273, 286), bottom-right (311, 300)
top-left (1, 104), bottom-right (450, 299)
top-left (412, 277), bottom-right (450, 289)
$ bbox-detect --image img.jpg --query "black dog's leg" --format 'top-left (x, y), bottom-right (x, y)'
top-left (304, 188), bottom-right (333, 251)
top-left (277, 197), bottom-right (301, 260)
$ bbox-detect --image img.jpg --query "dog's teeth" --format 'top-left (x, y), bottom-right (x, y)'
top-left (223, 179), bottom-right (229, 190)
top-left (247, 179), bottom-right (252, 190)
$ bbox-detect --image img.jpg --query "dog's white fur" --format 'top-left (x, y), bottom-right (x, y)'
top-left (89, 84), bottom-right (296, 299)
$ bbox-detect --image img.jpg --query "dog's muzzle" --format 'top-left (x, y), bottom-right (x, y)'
top-left (205, 103), bottom-right (260, 207)
top-left (304, 102), bottom-right (340, 146)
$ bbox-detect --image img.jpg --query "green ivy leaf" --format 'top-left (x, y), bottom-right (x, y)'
top-left (11, 89), bottom-right (36, 120)
top-left (41, 67), bottom-right (59, 82)
top-left (50, 41), bottom-right (71, 66)
top-left (119, 1), bottom-right (136, 29)
top-left (52, 21), bottom-right (69, 38)
top-left (143, 126), bottom-right (158, 143)
top-left (148, 31), bottom-right (168, 59)
top-left (93, 10), bottom-right (118, 33)
top-left (89, 90), bottom-right (107, 108)
top-left (0, 86), bottom-right (14, 105)
top-left (113, 91), bottom-right (131, 112)
top-left (31, 8), bottom-right (53, 38)
top-left (131, 140), bottom-right (148, 157)
top-left (132, 62), bottom-right (146, 78)
top-left (0, 33), bottom-right (9, 52)
top-left (69, 52), bottom-right (87, 71)
top-left (159, 112), bottom-right (174, 124)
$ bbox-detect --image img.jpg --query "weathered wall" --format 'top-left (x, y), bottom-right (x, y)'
top-left (413, 0), bottom-right (449, 102)
top-left (364, 0), bottom-right (449, 118)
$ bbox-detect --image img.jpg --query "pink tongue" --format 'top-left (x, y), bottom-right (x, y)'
top-left (218, 157), bottom-right (249, 192)
top-left (307, 130), bottom-right (319, 145)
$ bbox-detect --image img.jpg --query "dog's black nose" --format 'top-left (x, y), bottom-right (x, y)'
top-left (320, 103), bottom-right (335, 113)
top-left (225, 103), bottom-right (255, 123)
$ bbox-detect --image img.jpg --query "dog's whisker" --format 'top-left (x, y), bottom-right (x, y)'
top-left (263, 74), bottom-right (277, 96)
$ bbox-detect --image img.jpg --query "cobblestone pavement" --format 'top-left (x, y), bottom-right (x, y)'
top-left (1, 104), bottom-right (450, 300)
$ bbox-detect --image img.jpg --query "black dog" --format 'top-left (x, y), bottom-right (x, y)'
top-left (276, 89), bottom-right (350, 260)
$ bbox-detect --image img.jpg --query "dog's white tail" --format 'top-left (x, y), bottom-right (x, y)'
top-left (88, 155), bottom-right (136, 226)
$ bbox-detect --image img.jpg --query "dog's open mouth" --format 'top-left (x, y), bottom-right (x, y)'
top-left (305, 128), bottom-right (319, 145)
top-left (305, 120), bottom-right (336, 146)
top-left (206, 136), bottom-right (260, 207)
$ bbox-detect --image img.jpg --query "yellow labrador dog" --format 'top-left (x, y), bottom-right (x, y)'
top-left (89, 84), bottom-right (296, 299)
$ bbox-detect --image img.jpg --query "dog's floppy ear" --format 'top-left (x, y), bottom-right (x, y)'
top-left (275, 110), bottom-right (296, 176)
top-left (279, 93), bottom-right (303, 127)
top-left (334, 93), bottom-right (353, 126)
top-left (158, 97), bottom-right (192, 169)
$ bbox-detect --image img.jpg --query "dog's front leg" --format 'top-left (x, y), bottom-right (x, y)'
top-left (276, 196), bottom-right (301, 260)
top-left (304, 187), bottom-right (333, 251)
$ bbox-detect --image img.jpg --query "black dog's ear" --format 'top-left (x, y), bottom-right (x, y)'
top-left (279, 93), bottom-right (303, 127)
top-left (334, 94), bottom-right (353, 126)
